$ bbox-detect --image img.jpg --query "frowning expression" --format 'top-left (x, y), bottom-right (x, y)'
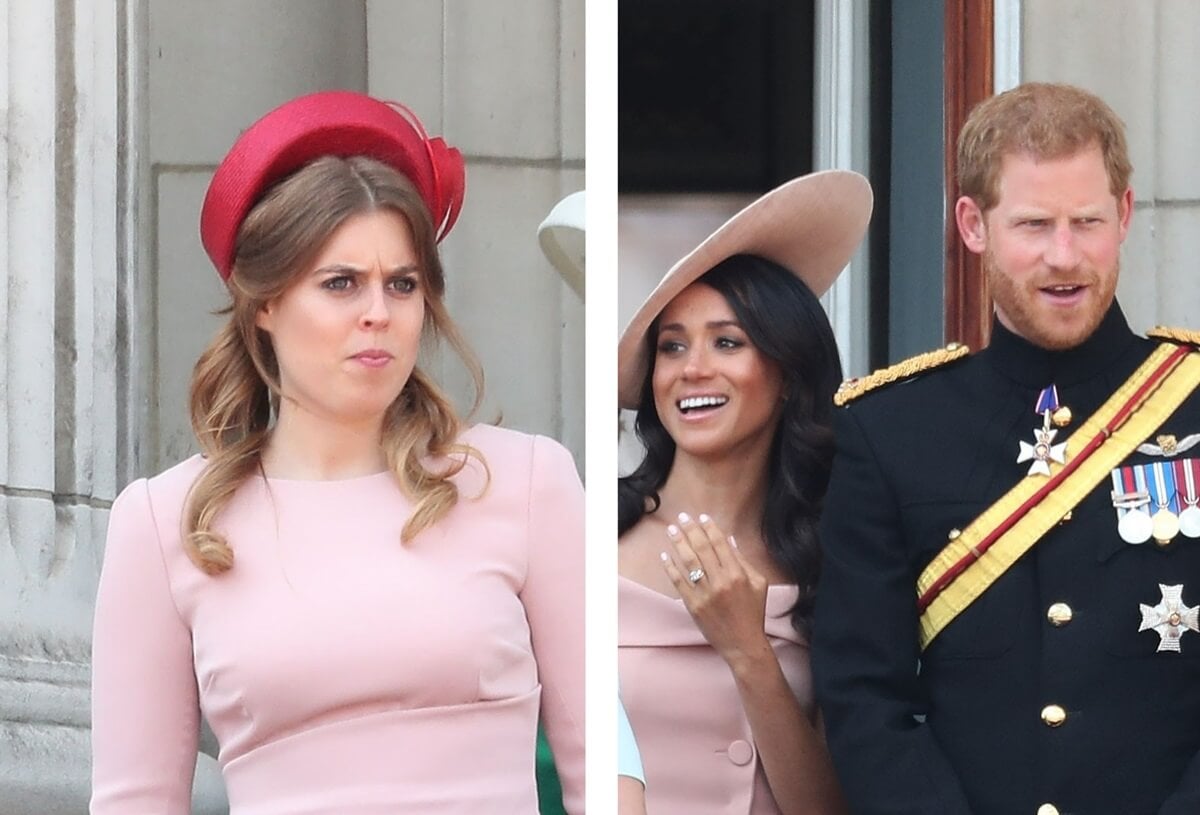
top-left (256, 209), bottom-right (426, 425)
top-left (651, 283), bottom-right (785, 461)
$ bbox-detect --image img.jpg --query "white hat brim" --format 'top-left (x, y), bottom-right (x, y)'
top-left (538, 191), bottom-right (586, 299)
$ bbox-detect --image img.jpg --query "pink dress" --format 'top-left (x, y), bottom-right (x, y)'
top-left (618, 576), bottom-right (812, 815)
top-left (91, 425), bottom-right (584, 814)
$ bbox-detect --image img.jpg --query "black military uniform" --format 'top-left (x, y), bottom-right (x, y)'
top-left (813, 304), bottom-right (1200, 814)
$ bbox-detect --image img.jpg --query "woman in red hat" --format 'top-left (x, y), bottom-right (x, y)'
top-left (617, 172), bottom-right (871, 814)
top-left (90, 91), bottom-right (583, 814)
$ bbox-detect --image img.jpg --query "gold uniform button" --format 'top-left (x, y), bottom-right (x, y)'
top-left (1037, 804), bottom-right (1060, 815)
top-left (1041, 704), bottom-right (1067, 727)
top-left (1047, 603), bottom-right (1073, 626)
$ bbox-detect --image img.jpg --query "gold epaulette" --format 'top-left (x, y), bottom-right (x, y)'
top-left (834, 342), bottom-right (970, 406)
top-left (1147, 326), bottom-right (1200, 347)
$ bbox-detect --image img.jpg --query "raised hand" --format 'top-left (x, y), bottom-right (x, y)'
top-left (660, 512), bottom-right (772, 669)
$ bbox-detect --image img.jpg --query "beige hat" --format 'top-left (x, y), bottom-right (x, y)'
top-left (617, 170), bottom-right (873, 409)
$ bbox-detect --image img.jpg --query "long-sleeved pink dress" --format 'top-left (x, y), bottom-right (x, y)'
top-left (91, 425), bottom-right (584, 814)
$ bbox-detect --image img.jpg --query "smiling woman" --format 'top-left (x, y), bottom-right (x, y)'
top-left (89, 91), bottom-right (584, 815)
top-left (617, 171), bottom-right (872, 815)
top-left (652, 281), bottom-right (787, 463)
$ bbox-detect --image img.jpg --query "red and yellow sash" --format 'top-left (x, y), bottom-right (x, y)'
top-left (917, 343), bottom-right (1200, 650)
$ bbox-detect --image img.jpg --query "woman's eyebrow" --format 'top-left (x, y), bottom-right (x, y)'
top-left (310, 263), bottom-right (422, 276)
top-left (658, 318), bottom-right (741, 333)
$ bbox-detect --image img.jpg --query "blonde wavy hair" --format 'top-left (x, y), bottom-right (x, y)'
top-left (184, 155), bottom-right (486, 575)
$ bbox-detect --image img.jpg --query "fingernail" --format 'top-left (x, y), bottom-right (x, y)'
top-left (659, 551), bottom-right (669, 562)
top-left (666, 524), bottom-right (680, 537)
top-left (678, 512), bottom-right (690, 523)
top-left (729, 535), bottom-right (738, 549)
top-left (698, 513), bottom-right (710, 524)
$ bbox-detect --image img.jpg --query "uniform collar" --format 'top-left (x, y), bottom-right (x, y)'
top-left (983, 302), bottom-right (1138, 388)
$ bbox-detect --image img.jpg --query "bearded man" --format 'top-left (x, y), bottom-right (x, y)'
top-left (813, 82), bottom-right (1200, 815)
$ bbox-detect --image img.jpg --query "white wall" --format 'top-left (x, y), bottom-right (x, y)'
top-left (1023, 0), bottom-right (1200, 333)
top-left (366, 0), bottom-right (586, 468)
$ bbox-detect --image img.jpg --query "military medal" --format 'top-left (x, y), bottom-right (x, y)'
top-left (1175, 458), bottom-right (1200, 538)
top-left (1017, 424), bottom-right (1066, 477)
top-left (1178, 458), bottom-right (1200, 538)
top-left (1111, 466), bottom-right (1153, 544)
top-left (1017, 386), bottom-right (1068, 477)
top-left (1148, 461), bottom-right (1180, 546)
top-left (1139, 584), bottom-right (1200, 653)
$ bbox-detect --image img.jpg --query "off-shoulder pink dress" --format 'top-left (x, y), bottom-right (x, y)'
top-left (91, 425), bottom-right (584, 814)
top-left (618, 576), bottom-right (812, 815)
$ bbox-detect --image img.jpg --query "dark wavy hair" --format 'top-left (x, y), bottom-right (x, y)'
top-left (618, 254), bottom-right (844, 634)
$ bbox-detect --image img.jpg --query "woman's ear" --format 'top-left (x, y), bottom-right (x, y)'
top-left (255, 302), bottom-right (274, 333)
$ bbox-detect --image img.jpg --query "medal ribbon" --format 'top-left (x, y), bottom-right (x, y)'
top-left (917, 343), bottom-right (1200, 650)
top-left (1151, 461), bottom-right (1178, 512)
top-left (1034, 384), bottom-right (1060, 416)
top-left (1124, 464), bottom-right (1139, 498)
top-left (1178, 458), bottom-right (1199, 507)
top-left (1112, 466), bottom-right (1147, 514)
top-left (1135, 464), bottom-right (1151, 507)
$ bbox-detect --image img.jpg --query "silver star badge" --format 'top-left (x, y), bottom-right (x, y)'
top-left (1017, 425), bottom-right (1067, 476)
top-left (1139, 584), bottom-right (1200, 653)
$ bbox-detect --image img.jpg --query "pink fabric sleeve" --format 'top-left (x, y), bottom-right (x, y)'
top-left (522, 436), bottom-right (586, 814)
top-left (90, 479), bottom-right (200, 814)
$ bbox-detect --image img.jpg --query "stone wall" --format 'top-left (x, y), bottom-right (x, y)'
top-left (0, 1), bottom-right (583, 811)
top-left (1023, 0), bottom-right (1200, 332)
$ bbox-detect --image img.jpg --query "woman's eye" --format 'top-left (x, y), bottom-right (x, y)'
top-left (715, 336), bottom-right (743, 350)
top-left (388, 276), bottom-right (419, 294)
top-left (322, 275), bottom-right (354, 291)
top-left (657, 340), bottom-right (685, 355)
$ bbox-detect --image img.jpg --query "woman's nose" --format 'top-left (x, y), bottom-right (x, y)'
top-left (359, 283), bottom-right (391, 329)
top-left (682, 347), bottom-right (712, 378)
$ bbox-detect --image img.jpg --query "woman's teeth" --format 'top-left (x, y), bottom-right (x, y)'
top-left (678, 395), bottom-right (728, 412)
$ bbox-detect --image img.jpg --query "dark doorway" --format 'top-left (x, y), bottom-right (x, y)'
top-left (619, 0), bottom-right (816, 194)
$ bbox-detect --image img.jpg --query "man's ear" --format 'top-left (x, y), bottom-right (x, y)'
top-left (1117, 185), bottom-right (1134, 241)
top-left (954, 196), bottom-right (988, 256)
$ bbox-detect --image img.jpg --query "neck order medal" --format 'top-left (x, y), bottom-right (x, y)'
top-left (1017, 385), bottom-right (1068, 477)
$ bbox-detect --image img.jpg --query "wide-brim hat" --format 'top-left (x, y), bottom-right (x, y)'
top-left (617, 170), bottom-right (873, 409)
top-left (200, 89), bottom-right (465, 282)
top-left (538, 190), bottom-right (585, 299)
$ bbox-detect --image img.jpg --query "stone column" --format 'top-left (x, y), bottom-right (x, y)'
top-left (1, 0), bottom-right (123, 810)
top-left (0, 0), bottom-right (228, 810)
